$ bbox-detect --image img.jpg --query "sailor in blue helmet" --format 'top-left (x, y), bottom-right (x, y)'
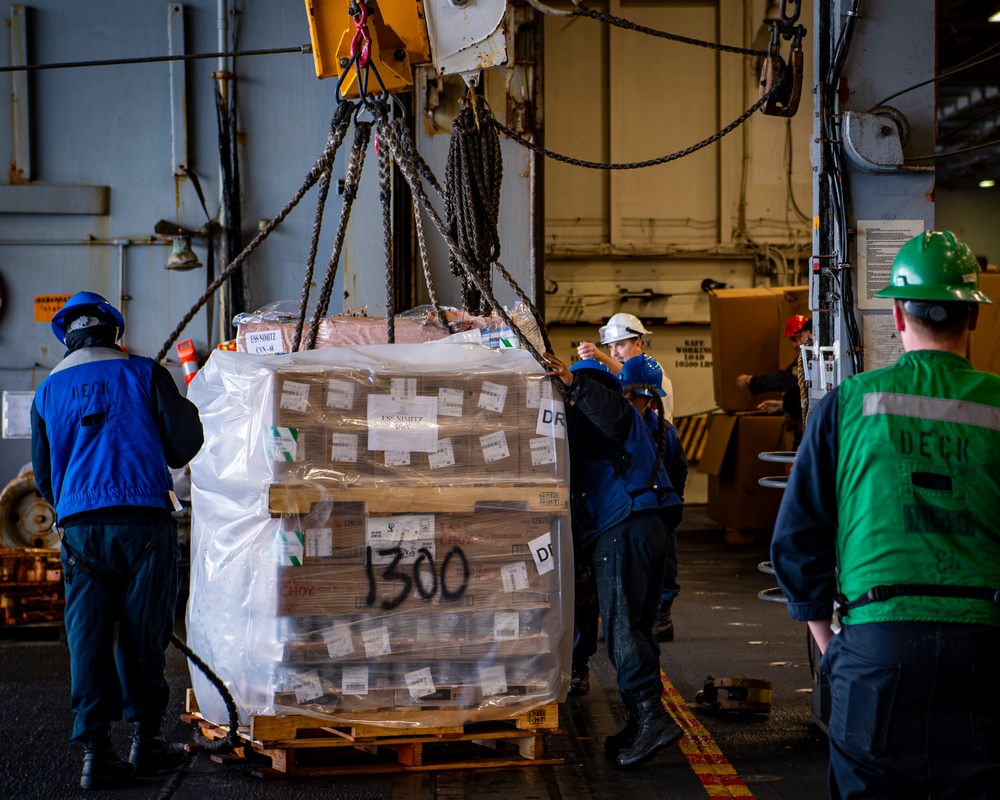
top-left (31, 291), bottom-right (203, 790)
top-left (543, 352), bottom-right (684, 768)
top-left (618, 354), bottom-right (687, 643)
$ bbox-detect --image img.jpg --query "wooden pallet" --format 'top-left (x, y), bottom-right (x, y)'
top-left (268, 481), bottom-right (568, 516)
top-left (183, 690), bottom-right (563, 777)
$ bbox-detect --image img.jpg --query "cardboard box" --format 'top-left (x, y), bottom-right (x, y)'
top-left (710, 289), bottom-right (781, 412)
top-left (709, 286), bottom-right (810, 412)
top-left (969, 273), bottom-right (1000, 374)
top-left (699, 413), bottom-right (792, 531)
top-left (770, 286), bottom-right (810, 363)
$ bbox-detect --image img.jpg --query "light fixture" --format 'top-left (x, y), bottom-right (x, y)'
top-left (979, 179), bottom-right (996, 188)
top-left (165, 235), bottom-right (203, 270)
top-left (990, 10), bottom-right (1000, 22)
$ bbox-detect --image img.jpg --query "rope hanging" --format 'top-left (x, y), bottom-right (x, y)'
top-left (292, 101), bottom-right (355, 352)
top-left (387, 113), bottom-right (552, 356)
top-left (156, 100), bottom-right (354, 362)
top-left (305, 120), bottom-right (373, 351)
top-left (445, 89), bottom-right (503, 316)
top-left (372, 105), bottom-right (551, 369)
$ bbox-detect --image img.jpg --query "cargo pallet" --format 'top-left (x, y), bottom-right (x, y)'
top-left (183, 690), bottom-right (564, 777)
top-left (268, 481), bottom-right (568, 516)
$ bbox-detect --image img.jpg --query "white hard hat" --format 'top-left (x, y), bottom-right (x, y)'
top-left (599, 313), bottom-right (651, 345)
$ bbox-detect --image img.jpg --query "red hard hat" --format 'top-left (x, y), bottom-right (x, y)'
top-left (784, 314), bottom-right (810, 338)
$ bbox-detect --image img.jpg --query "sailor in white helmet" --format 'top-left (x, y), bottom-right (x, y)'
top-left (577, 313), bottom-right (675, 419)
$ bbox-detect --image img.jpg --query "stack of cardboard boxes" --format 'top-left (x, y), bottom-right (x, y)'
top-left (700, 287), bottom-right (808, 534)
top-left (187, 347), bottom-right (571, 729)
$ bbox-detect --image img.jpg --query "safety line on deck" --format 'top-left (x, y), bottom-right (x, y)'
top-left (661, 670), bottom-right (756, 799)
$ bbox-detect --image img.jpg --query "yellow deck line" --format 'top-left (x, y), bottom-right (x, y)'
top-left (661, 670), bottom-right (757, 799)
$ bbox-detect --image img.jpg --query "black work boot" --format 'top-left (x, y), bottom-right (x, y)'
top-left (80, 727), bottom-right (137, 790)
top-left (129, 723), bottom-right (188, 776)
top-left (652, 597), bottom-right (675, 642)
top-left (605, 693), bottom-right (638, 758)
top-left (616, 694), bottom-right (684, 768)
top-left (567, 663), bottom-right (590, 696)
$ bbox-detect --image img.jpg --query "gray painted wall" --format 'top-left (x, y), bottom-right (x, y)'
top-left (1, 1), bottom-right (531, 486)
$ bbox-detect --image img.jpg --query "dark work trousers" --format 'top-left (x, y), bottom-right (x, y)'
top-left (661, 524), bottom-right (679, 602)
top-left (591, 510), bottom-right (666, 700)
top-left (61, 516), bottom-right (179, 744)
top-left (822, 621), bottom-right (1000, 800)
top-left (572, 597), bottom-right (599, 669)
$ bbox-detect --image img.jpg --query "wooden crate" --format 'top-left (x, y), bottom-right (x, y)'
top-left (0, 548), bottom-right (64, 627)
top-left (184, 690), bottom-right (563, 777)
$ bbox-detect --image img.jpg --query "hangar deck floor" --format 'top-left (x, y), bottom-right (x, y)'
top-left (0, 509), bottom-right (830, 800)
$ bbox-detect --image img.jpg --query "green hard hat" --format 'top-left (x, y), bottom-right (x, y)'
top-left (875, 230), bottom-right (992, 304)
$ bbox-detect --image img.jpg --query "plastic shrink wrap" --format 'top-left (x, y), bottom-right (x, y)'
top-left (186, 344), bottom-right (571, 729)
top-left (234, 302), bottom-right (545, 354)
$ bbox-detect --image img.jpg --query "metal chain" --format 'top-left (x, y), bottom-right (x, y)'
top-left (156, 107), bottom-right (350, 363)
top-left (305, 121), bottom-right (373, 351)
top-left (374, 108), bottom-right (550, 369)
top-left (573, 2), bottom-right (767, 57)
top-left (292, 104), bottom-right (355, 352)
top-left (490, 88), bottom-right (775, 171)
top-left (376, 117), bottom-right (397, 344)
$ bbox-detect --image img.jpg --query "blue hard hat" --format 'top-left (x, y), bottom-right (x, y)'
top-left (570, 358), bottom-right (623, 395)
top-left (618, 355), bottom-right (666, 397)
top-left (51, 291), bottom-right (125, 344)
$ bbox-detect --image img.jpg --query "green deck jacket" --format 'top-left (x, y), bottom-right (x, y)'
top-left (836, 350), bottom-right (1000, 626)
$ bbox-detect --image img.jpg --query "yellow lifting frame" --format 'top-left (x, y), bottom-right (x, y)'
top-left (303, 0), bottom-right (432, 97)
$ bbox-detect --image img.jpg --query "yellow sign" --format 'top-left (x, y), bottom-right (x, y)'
top-left (34, 294), bottom-right (72, 323)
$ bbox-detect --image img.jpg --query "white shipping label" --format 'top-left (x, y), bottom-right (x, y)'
top-left (529, 437), bottom-right (557, 466)
top-left (330, 433), bottom-right (359, 463)
top-left (280, 381), bottom-right (310, 412)
top-left (529, 531), bottom-right (555, 575)
top-left (391, 378), bottom-right (418, 403)
top-left (326, 378), bottom-right (357, 410)
top-left (494, 611), bottom-right (520, 640)
top-left (500, 561), bottom-right (530, 592)
top-left (367, 394), bottom-right (439, 453)
top-left (479, 665), bottom-right (508, 697)
top-left (366, 515), bottom-right (436, 564)
top-left (266, 427), bottom-right (298, 462)
top-left (535, 398), bottom-right (567, 440)
top-left (427, 438), bottom-right (456, 469)
top-left (245, 330), bottom-right (285, 356)
top-left (290, 670), bottom-right (323, 703)
top-left (305, 528), bottom-right (333, 558)
top-left (321, 623), bottom-right (354, 658)
top-left (526, 379), bottom-right (554, 409)
top-left (275, 531), bottom-right (305, 567)
top-left (404, 667), bottom-right (437, 699)
top-left (438, 388), bottom-right (465, 417)
top-left (479, 431), bottom-right (510, 463)
top-left (362, 626), bottom-right (392, 658)
top-left (384, 450), bottom-right (411, 467)
top-left (478, 381), bottom-right (508, 413)
top-left (342, 665), bottom-right (370, 695)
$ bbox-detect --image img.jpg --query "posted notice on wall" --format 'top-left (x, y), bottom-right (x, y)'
top-left (862, 314), bottom-right (906, 371)
top-left (857, 220), bottom-right (924, 309)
